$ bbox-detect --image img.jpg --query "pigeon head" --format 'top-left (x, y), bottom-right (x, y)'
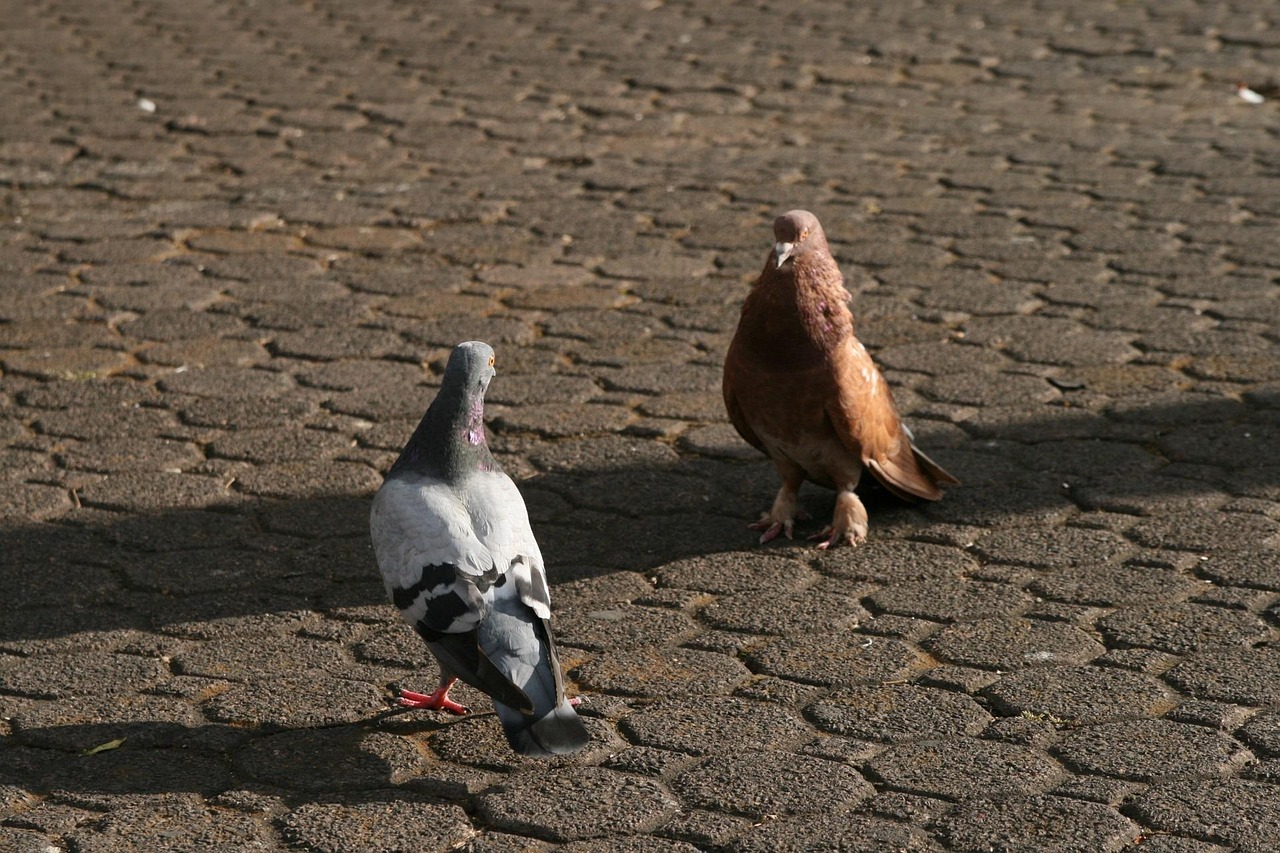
top-left (772, 209), bottom-right (828, 269)
top-left (443, 340), bottom-right (497, 399)
top-left (389, 341), bottom-right (499, 480)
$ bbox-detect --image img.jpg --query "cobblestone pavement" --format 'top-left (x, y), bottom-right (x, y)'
top-left (2, 0), bottom-right (1280, 850)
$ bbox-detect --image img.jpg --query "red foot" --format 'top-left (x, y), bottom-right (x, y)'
top-left (568, 696), bottom-right (584, 708)
top-left (396, 681), bottom-right (469, 715)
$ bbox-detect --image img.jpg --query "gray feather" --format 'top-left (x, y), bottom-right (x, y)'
top-left (369, 340), bottom-right (588, 757)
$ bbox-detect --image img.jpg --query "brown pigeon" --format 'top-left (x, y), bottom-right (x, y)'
top-left (723, 209), bottom-right (958, 548)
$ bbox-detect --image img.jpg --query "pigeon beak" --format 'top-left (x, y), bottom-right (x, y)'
top-left (774, 241), bottom-right (795, 267)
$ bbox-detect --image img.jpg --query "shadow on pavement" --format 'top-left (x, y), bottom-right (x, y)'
top-left (1, 392), bottom-right (1275, 649)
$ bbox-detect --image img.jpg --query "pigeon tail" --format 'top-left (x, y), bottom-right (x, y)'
top-left (496, 698), bottom-right (591, 757)
top-left (912, 445), bottom-right (960, 490)
top-left (477, 593), bottom-right (589, 757)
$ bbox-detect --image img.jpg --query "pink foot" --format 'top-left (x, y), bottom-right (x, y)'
top-left (749, 511), bottom-right (808, 543)
top-left (569, 696), bottom-right (584, 708)
top-left (807, 527), bottom-right (865, 550)
top-left (749, 519), bottom-right (791, 543)
top-left (396, 682), bottom-right (469, 715)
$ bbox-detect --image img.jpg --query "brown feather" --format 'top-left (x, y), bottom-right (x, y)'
top-left (722, 209), bottom-right (956, 545)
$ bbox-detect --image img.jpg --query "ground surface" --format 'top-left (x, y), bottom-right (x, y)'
top-left (2, 1), bottom-right (1280, 851)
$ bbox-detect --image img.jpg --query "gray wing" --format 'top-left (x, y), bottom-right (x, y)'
top-left (467, 470), bottom-right (553, 621)
top-left (370, 471), bottom-right (550, 713)
top-left (370, 474), bottom-right (496, 634)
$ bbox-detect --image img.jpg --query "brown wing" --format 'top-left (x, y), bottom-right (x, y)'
top-left (724, 325), bottom-right (837, 456)
top-left (723, 336), bottom-right (767, 452)
top-left (825, 337), bottom-right (951, 501)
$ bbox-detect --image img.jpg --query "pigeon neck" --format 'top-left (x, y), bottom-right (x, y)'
top-left (792, 255), bottom-right (851, 341)
top-left (393, 385), bottom-right (495, 481)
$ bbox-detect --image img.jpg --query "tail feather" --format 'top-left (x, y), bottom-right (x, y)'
top-left (866, 439), bottom-right (958, 503)
top-left (912, 445), bottom-right (960, 488)
top-left (477, 600), bottom-right (589, 757)
top-left (496, 699), bottom-right (590, 756)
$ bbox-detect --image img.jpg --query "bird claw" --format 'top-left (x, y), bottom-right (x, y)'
top-left (808, 526), bottom-right (866, 550)
top-left (749, 518), bottom-right (793, 543)
top-left (568, 696), bottom-right (584, 708)
top-left (396, 687), bottom-right (470, 716)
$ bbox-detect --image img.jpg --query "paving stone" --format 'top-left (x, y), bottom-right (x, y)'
top-left (233, 460), bottom-right (382, 498)
top-left (918, 370), bottom-right (1060, 407)
top-left (1096, 603), bottom-right (1272, 654)
top-left (746, 631), bottom-right (925, 687)
top-left (558, 838), bottom-right (705, 853)
top-left (936, 795), bottom-right (1138, 853)
top-left (917, 482), bottom-right (1078, 528)
top-left (1096, 647), bottom-right (1181, 676)
top-left (476, 767), bottom-right (679, 843)
top-left (1128, 512), bottom-right (1280, 552)
top-left (602, 745), bottom-right (699, 778)
top-left (157, 365), bottom-right (295, 398)
top-left (1133, 778), bottom-right (1280, 852)
top-left (204, 672), bottom-right (387, 728)
top-left (969, 526), bottom-right (1133, 569)
top-left (173, 634), bottom-right (349, 681)
top-left (573, 647), bottom-right (749, 698)
top-left (0, 743), bottom-right (233, 797)
top-left (456, 832), bottom-right (555, 853)
top-left (278, 796), bottom-right (474, 853)
top-left (3, 346), bottom-right (131, 380)
top-left (729, 810), bottom-right (939, 852)
top-left (654, 809), bottom-right (751, 848)
top-left (1167, 700), bottom-right (1257, 733)
top-left (1124, 838), bottom-right (1231, 853)
top-left (1028, 564), bottom-right (1203, 607)
top-left (671, 750), bottom-right (873, 819)
top-left (425, 712), bottom-right (621, 775)
top-left (1049, 774), bottom-right (1138, 807)
top-left (1, 792), bottom-right (97, 833)
top-left (7, 695), bottom-right (208, 751)
top-left (928, 617), bottom-right (1106, 671)
top-left (867, 738), bottom-right (1062, 801)
top-left (916, 665), bottom-right (1002, 694)
top-left (1196, 550), bottom-right (1280, 591)
top-left (811, 538), bottom-right (977, 582)
top-left (983, 666), bottom-right (1176, 725)
top-left (654, 551), bottom-right (816, 595)
top-left (1164, 647), bottom-right (1280, 706)
top-left (565, 467), bottom-right (730, 518)
top-left (1052, 718), bottom-right (1252, 783)
top-left (804, 685), bottom-right (990, 742)
top-left (867, 578), bottom-right (1032, 622)
top-left (1237, 708), bottom-right (1280, 758)
top-left (0, 827), bottom-right (67, 853)
top-left (62, 794), bottom-right (275, 852)
top-left (619, 697), bottom-right (812, 756)
top-left (698, 588), bottom-right (868, 635)
top-left (232, 727), bottom-right (431, 790)
top-left (555, 604), bottom-right (700, 652)
top-left (857, 613), bottom-right (941, 641)
top-left (0, 650), bottom-right (167, 700)
top-left (960, 315), bottom-right (1139, 366)
top-left (489, 402), bottom-right (634, 438)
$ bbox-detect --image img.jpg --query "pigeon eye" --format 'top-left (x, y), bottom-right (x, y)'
top-left (487, 356), bottom-right (495, 367)
top-left (800, 228), bottom-right (810, 240)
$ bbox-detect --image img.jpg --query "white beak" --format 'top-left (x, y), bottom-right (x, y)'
top-left (774, 241), bottom-right (795, 267)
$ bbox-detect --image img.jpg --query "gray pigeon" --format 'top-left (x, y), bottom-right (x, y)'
top-left (369, 341), bottom-right (589, 756)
